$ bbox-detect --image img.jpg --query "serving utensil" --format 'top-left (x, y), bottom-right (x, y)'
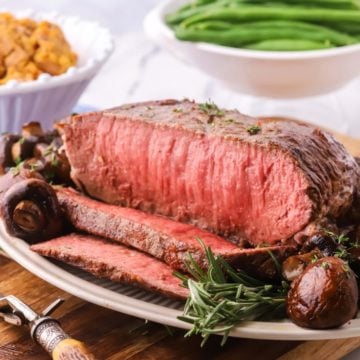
top-left (0, 293), bottom-right (95, 359)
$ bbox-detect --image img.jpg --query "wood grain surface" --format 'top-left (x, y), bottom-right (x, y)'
top-left (0, 131), bottom-right (359, 360)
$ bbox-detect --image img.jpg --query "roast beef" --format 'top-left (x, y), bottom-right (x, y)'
top-left (56, 187), bottom-right (295, 276)
top-left (56, 187), bottom-right (246, 271)
top-left (31, 233), bottom-right (189, 300)
top-left (59, 99), bottom-right (360, 246)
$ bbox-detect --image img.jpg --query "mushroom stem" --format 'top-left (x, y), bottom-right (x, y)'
top-left (13, 200), bottom-right (45, 233)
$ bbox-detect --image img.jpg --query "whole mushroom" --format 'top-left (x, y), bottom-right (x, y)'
top-left (287, 257), bottom-right (358, 329)
top-left (0, 133), bottom-right (20, 174)
top-left (0, 178), bottom-right (63, 243)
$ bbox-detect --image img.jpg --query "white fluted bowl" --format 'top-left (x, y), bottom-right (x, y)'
top-left (0, 9), bottom-right (114, 132)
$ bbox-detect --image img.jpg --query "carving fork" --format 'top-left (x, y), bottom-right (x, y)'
top-left (0, 294), bottom-right (96, 359)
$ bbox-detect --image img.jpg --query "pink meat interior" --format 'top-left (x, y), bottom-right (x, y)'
top-left (31, 234), bottom-right (188, 299)
top-left (64, 114), bottom-right (313, 245)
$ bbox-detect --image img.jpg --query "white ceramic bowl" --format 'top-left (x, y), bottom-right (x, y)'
top-left (144, 0), bottom-right (360, 98)
top-left (0, 9), bottom-right (114, 132)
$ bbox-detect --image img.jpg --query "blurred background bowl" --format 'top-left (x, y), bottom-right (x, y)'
top-left (0, 9), bottom-right (113, 132)
top-left (144, 0), bottom-right (360, 99)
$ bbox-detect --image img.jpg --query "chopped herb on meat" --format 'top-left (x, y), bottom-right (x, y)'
top-left (247, 125), bottom-right (261, 135)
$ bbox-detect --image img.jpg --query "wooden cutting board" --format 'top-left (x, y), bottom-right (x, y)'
top-left (0, 131), bottom-right (359, 360)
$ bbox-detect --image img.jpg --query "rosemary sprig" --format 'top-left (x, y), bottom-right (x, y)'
top-left (176, 241), bottom-right (288, 346)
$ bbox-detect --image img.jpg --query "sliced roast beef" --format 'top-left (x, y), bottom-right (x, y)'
top-left (56, 187), bottom-right (249, 271)
top-left (59, 99), bottom-right (360, 246)
top-left (55, 187), bottom-right (296, 275)
top-left (31, 233), bottom-right (189, 300)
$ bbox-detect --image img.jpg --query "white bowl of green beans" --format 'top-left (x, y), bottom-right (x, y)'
top-left (144, 0), bottom-right (360, 98)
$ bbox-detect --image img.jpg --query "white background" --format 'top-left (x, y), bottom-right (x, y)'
top-left (1, 1), bottom-right (360, 357)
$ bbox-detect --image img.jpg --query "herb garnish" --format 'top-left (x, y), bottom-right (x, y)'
top-left (51, 155), bottom-right (59, 168)
top-left (44, 145), bottom-right (54, 157)
top-left (321, 261), bottom-right (330, 269)
top-left (199, 100), bottom-right (224, 117)
top-left (175, 239), bottom-right (288, 346)
top-left (44, 145), bottom-right (59, 168)
top-left (10, 161), bottom-right (24, 176)
top-left (323, 229), bottom-right (359, 261)
top-left (29, 162), bottom-right (39, 172)
top-left (311, 253), bottom-right (319, 263)
top-left (343, 263), bottom-right (351, 272)
top-left (247, 125), bottom-right (261, 135)
top-left (267, 250), bottom-right (282, 274)
top-left (14, 156), bottom-right (22, 165)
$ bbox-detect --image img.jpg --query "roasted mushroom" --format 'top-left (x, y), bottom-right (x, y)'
top-left (0, 178), bottom-right (62, 242)
top-left (11, 137), bottom-right (37, 164)
top-left (0, 163), bottom-right (43, 198)
top-left (33, 142), bottom-right (49, 158)
top-left (33, 141), bottom-right (71, 184)
top-left (10, 122), bottom-right (46, 164)
top-left (21, 121), bottom-right (44, 139)
top-left (0, 133), bottom-right (20, 174)
top-left (21, 122), bottom-right (58, 144)
top-left (305, 234), bottom-right (339, 256)
top-left (282, 250), bottom-right (322, 282)
top-left (287, 257), bottom-right (358, 329)
top-left (9, 122), bottom-right (62, 167)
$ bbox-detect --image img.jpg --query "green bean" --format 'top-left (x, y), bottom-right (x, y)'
top-left (240, 19), bottom-right (350, 31)
top-left (189, 19), bottom-right (356, 33)
top-left (175, 25), bottom-right (357, 47)
top-left (328, 21), bottom-right (360, 33)
top-left (181, 7), bottom-right (360, 27)
top-left (244, 39), bottom-right (335, 50)
top-left (166, 0), bottom-right (246, 25)
top-left (166, 1), bottom-right (315, 26)
top-left (167, 0), bottom-right (360, 51)
top-left (166, 0), bottom-right (360, 25)
top-left (189, 20), bottom-right (234, 30)
top-left (231, 0), bottom-right (360, 9)
top-left (195, 0), bottom-right (217, 4)
top-left (190, 19), bottom-right (360, 40)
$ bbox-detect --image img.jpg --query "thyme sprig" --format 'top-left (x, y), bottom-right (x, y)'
top-left (44, 145), bottom-right (60, 169)
top-left (10, 160), bottom-right (24, 176)
top-left (175, 240), bottom-right (288, 346)
top-left (323, 229), bottom-right (359, 261)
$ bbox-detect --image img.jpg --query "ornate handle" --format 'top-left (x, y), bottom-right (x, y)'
top-left (31, 317), bottom-right (96, 360)
top-left (52, 338), bottom-right (96, 360)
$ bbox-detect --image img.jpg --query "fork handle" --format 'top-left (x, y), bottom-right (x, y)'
top-left (31, 317), bottom-right (96, 360)
top-left (52, 338), bottom-right (95, 360)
